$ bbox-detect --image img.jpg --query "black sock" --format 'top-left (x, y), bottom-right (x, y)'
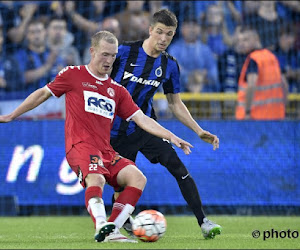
top-left (177, 176), bottom-right (206, 226)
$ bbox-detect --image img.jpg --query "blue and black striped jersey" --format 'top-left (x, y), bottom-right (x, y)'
top-left (110, 40), bottom-right (181, 137)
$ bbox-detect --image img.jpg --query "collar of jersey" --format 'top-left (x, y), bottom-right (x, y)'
top-left (85, 65), bottom-right (108, 82)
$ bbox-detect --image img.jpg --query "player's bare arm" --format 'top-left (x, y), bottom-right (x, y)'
top-left (245, 73), bottom-right (257, 119)
top-left (131, 110), bottom-right (193, 155)
top-left (166, 93), bottom-right (219, 150)
top-left (0, 86), bottom-right (52, 123)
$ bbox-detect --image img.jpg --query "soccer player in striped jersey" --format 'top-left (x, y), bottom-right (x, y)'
top-left (110, 9), bottom-right (222, 239)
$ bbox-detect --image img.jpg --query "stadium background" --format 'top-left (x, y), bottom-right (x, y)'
top-left (0, 0), bottom-right (299, 217)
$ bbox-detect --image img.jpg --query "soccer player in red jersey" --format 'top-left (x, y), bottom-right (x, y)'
top-left (0, 31), bottom-right (192, 243)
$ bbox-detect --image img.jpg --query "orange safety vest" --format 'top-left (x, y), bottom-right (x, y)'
top-left (235, 49), bottom-right (285, 120)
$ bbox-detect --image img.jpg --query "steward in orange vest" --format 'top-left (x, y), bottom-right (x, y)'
top-left (236, 49), bottom-right (286, 120)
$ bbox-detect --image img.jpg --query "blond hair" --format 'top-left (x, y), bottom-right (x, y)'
top-left (91, 30), bottom-right (118, 48)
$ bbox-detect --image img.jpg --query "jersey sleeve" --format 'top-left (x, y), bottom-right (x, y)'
top-left (116, 85), bottom-right (140, 121)
top-left (162, 59), bottom-right (181, 94)
top-left (46, 66), bottom-right (73, 97)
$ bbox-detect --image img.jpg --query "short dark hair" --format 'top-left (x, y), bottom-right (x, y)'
top-left (150, 9), bottom-right (178, 28)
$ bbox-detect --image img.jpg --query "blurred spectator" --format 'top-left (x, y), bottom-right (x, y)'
top-left (276, 1), bottom-right (300, 21)
top-left (194, 1), bottom-right (242, 34)
top-left (168, 18), bottom-right (220, 93)
top-left (241, 1), bottom-right (261, 19)
top-left (82, 16), bottom-right (121, 65)
top-left (201, 3), bottom-right (233, 58)
top-left (0, 25), bottom-right (24, 97)
top-left (148, 1), bottom-right (165, 16)
top-left (243, 1), bottom-right (286, 51)
top-left (218, 26), bottom-right (252, 119)
top-left (276, 1), bottom-right (300, 50)
top-left (274, 25), bottom-right (300, 93)
top-left (64, 1), bottom-right (105, 35)
top-left (46, 16), bottom-right (81, 66)
top-left (168, 17), bottom-right (221, 119)
top-left (235, 27), bottom-right (287, 120)
top-left (113, 0), bottom-right (149, 41)
top-left (13, 19), bottom-right (64, 95)
top-left (0, 1), bottom-right (55, 54)
top-left (0, 1), bottom-right (33, 54)
top-left (171, 1), bottom-right (242, 37)
top-left (64, 1), bottom-right (111, 57)
top-left (218, 26), bottom-right (249, 93)
top-left (6, 2), bottom-right (38, 45)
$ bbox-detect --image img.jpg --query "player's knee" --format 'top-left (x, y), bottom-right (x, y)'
top-left (117, 165), bottom-right (147, 190)
top-left (158, 151), bottom-right (188, 179)
top-left (158, 150), bottom-right (180, 167)
top-left (131, 170), bottom-right (147, 190)
top-left (85, 173), bottom-right (106, 188)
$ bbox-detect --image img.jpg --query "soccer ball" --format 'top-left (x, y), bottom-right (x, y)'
top-left (132, 209), bottom-right (167, 242)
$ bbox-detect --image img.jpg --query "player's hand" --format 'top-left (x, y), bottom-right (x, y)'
top-left (170, 135), bottom-right (193, 155)
top-left (0, 114), bottom-right (13, 123)
top-left (199, 130), bottom-right (219, 150)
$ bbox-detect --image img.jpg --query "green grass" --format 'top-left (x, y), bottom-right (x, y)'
top-left (0, 215), bottom-right (299, 249)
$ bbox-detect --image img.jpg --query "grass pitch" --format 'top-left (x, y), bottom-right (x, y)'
top-left (0, 215), bottom-right (299, 249)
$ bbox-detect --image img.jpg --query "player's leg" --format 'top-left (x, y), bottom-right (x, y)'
top-left (140, 134), bottom-right (222, 239)
top-left (110, 132), bottom-right (142, 236)
top-left (105, 155), bottom-right (146, 242)
top-left (66, 143), bottom-right (115, 242)
top-left (84, 173), bottom-right (116, 242)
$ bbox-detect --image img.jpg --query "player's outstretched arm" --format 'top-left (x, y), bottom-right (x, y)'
top-left (166, 93), bottom-right (219, 150)
top-left (0, 86), bottom-right (52, 123)
top-left (131, 111), bottom-right (193, 155)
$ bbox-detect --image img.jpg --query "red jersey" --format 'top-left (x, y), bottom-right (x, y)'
top-left (46, 65), bottom-right (140, 159)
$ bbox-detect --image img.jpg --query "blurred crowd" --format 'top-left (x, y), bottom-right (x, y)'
top-left (0, 0), bottom-right (300, 119)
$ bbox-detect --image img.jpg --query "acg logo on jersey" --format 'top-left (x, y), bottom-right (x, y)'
top-left (84, 91), bottom-right (115, 120)
top-left (123, 71), bottom-right (161, 87)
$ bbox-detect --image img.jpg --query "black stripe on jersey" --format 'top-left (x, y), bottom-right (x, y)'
top-left (117, 46), bottom-right (156, 136)
top-left (140, 54), bottom-right (168, 119)
top-left (111, 41), bottom-right (143, 88)
top-left (122, 41), bottom-right (142, 88)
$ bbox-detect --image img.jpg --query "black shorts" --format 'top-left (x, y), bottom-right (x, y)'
top-left (110, 127), bottom-right (176, 164)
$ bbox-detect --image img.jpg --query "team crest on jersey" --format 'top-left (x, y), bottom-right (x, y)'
top-left (107, 87), bottom-right (115, 97)
top-left (84, 91), bottom-right (115, 120)
top-left (155, 66), bottom-right (162, 77)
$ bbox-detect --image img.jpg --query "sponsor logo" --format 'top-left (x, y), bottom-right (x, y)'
top-left (107, 87), bottom-right (115, 97)
top-left (89, 155), bottom-right (104, 171)
top-left (84, 91), bottom-right (115, 120)
top-left (111, 154), bottom-right (123, 166)
top-left (162, 138), bottom-right (170, 143)
top-left (95, 80), bottom-right (103, 85)
top-left (122, 71), bottom-right (161, 87)
top-left (90, 155), bottom-right (104, 167)
top-left (130, 63), bottom-right (140, 67)
top-left (181, 173), bottom-right (190, 180)
top-left (82, 82), bottom-right (98, 89)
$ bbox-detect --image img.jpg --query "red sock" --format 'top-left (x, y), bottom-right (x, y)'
top-left (108, 186), bottom-right (142, 222)
top-left (85, 186), bottom-right (103, 226)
